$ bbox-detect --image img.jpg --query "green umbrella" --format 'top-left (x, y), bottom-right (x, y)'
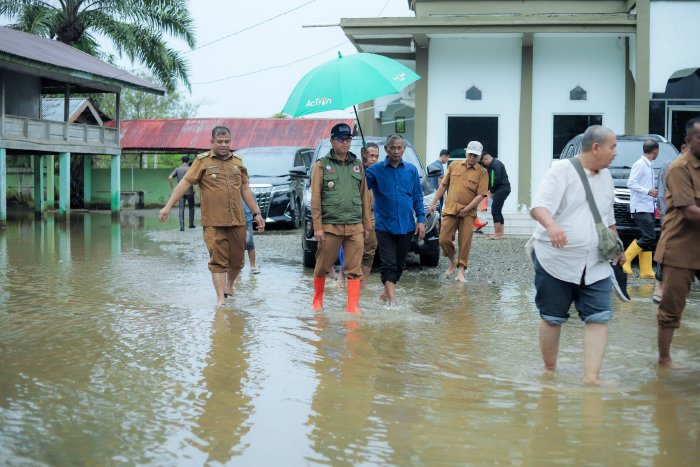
top-left (282, 52), bottom-right (421, 145)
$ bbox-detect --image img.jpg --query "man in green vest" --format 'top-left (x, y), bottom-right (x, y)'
top-left (310, 123), bottom-right (372, 313)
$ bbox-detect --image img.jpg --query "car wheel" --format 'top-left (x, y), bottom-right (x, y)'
top-left (291, 200), bottom-right (302, 229)
top-left (303, 247), bottom-right (316, 268)
top-left (419, 249), bottom-right (440, 267)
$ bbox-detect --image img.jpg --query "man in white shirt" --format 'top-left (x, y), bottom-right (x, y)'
top-left (530, 125), bottom-right (624, 385)
top-left (623, 140), bottom-right (659, 278)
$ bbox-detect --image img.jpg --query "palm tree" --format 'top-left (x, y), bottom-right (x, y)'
top-left (0, 0), bottom-right (195, 92)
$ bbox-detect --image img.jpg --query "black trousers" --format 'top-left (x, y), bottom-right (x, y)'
top-left (376, 230), bottom-right (413, 284)
top-left (631, 211), bottom-right (655, 251)
top-left (179, 193), bottom-right (195, 229)
top-left (490, 187), bottom-right (511, 224)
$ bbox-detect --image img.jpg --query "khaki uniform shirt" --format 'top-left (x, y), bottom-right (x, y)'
top-left (311, 152), bottom-right (372, 236)
top-left (184, 150), bottom-right (249, 227)
top-left (441, 161), bottom-right (489, 217)
top-left (654, 151), bottom-right (700, 269)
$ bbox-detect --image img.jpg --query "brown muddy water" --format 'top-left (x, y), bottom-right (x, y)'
top-left (1, 211), bottom-right (699, 466)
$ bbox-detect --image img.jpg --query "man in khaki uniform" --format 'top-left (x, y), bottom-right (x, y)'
top-left (311, 123), bottom-right (372, 313)
top-left (360, 142), bottom-right (380, 288)
top-left (159, 126), bottom-right (264, 307)
top-left (428, 141), bottom-right (489, 282)
top-left (654, 117), bottom-right (700, 368)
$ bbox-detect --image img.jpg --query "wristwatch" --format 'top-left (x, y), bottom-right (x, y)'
top-left (253, 212), bottom-right (261, 217)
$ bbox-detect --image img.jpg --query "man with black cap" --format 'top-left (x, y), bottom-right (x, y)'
top-left (428, 140), bottom-right (489, 282)
top-left (168, 155), bottom-right (197, 231)
top-left (310, 123), bottom-right (372, 313)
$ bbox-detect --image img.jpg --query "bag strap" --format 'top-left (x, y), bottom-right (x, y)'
top-left (568, 158), bottom-right (604, 225)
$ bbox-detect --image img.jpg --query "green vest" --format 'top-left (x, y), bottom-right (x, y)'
top-left (319, 151), bottom-right (363, 225)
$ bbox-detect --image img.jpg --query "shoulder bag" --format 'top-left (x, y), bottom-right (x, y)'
top-left (569, 158), bottom-right (623, 262)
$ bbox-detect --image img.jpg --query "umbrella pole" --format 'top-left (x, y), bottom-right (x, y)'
top-left (353, 105), bottom-right (366, 149)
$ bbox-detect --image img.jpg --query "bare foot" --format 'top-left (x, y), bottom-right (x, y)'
top-left (444, 264), bottom-right (456, 276)
top-left (456, 274), bottom-right (467, 283)
top-left (489, 234), bottom-right (505, 240)
top-left (658, 358), bottom-right (680, 368)
top-left (380, 292), bottom-right (389, 303)
top-left (583, 376), bottom-right (601, 385)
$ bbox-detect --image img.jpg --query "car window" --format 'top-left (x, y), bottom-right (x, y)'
top-left (236, 147), bottom-right (300, 177)
top-left (611, 140), bottom-right (678, 169)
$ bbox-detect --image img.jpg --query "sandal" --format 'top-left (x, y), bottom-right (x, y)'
top-left (652, 294), bottom-right (662, 304)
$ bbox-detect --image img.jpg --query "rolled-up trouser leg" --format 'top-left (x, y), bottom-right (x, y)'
top-left (657, 266), bottom-right (700, 329)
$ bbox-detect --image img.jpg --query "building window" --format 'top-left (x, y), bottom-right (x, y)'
top-left (569, 85), bottom-right (587, 101)
top-left (447, 116), bottom-right (498, 157)
top-left (395, 116), bottom-right (406, 133)
top-left (466, 86), bottom-right (482, 101)
top-left (552, 114), bottom-right (602, 158)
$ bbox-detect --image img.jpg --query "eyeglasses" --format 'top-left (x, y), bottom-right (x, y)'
top-left (333, 136), bottom-right (352, 143)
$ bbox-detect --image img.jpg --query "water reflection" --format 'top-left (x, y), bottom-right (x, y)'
top-left (194, 309), bottom-right (252, 464)
top-left (0, 211), bottom-right (699, 465)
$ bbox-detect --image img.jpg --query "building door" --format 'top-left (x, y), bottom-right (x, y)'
top-left (666, 106), bottom-right (700, 151)
top-left (447, 116), bottom-right (498, 156)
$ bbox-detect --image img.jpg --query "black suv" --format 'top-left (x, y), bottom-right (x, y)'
top-left (236, 146), bottom-right (314, 229)
top-left (558, 134), bottom-right (679, 239)
top-left (290, 136), bottom-right (443, 268)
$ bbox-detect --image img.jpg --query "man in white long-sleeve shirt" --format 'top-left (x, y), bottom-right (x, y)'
top-left (623, 140), bottom-right (659, 278)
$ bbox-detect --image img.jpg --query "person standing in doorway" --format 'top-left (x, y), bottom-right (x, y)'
top-left (360, 142), bottom-right (380, 288)
top-left (427, 141), bottom-right (489, 282)
top-left (529, 125), bottom-right (622, 384)
top-left (159, 126), bottom-right (265, 307)
top-left (654, 117), bottom-right (700, 368)
top-left (310, 123), bottom-right (372, 313)
top-left (366, 134), bottom-right (425, 305)
top-left (480, 151), bottom-right (511, 240)
top-left (168, 155), bottom-right (196, 231)
top-left (623, 140), bottom-right (660, 279)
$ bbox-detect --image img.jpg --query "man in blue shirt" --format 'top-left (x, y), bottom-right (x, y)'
top-left (366, 134), bottom-right (426, 305)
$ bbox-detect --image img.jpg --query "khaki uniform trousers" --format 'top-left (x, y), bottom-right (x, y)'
top-left (361, 229), bottom-right (378, 270)
top-left (658, 265), bottom-right (700, 329)
top-left (314, 231), bottom-right (364, 280)
top-left (439, 214), bottom-right (476, 268)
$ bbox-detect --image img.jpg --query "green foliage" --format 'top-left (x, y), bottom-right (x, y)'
top-left (97, 73), bottom-right (199, 120)
top-left (0, 0), bottom-right (195, 92)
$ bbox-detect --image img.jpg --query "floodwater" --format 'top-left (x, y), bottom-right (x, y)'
top-left (1, 211), bottom-right (699, 466)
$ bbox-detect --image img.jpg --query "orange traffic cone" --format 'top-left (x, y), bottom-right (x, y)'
top-left (346, 279), bottom-right (362, 314)
top-left (312, 277), bottom-right (325, 310)
top-left (474, 217), bottom-right (488, 231)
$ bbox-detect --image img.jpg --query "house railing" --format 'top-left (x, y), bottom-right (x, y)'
top-left (0, 114), bottom-right (119, 150)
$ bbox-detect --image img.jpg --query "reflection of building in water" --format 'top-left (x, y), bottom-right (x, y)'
top-left (194, 310), bottom-right (253, 464)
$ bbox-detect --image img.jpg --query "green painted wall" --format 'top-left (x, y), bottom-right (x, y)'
top-left (5, 167), bottom-right (175, 208)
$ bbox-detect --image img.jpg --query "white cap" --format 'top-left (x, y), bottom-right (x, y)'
top-left (465, 141), bottom-right (483, 156)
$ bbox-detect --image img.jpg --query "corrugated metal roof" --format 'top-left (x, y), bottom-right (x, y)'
top-left (0, 26), bottom-right (163, 94)
top-left (114, 118), bottom-right (357, 152)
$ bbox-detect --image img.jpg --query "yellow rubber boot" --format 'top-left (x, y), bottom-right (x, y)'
top-left (346, 279), bottom-right (362, 314)
top-left (622, 239), bottom-right (642, 275)
top-left (639, 251), bottom-right (656, 279)
top-left (312, 277), bottom-right (325, 310)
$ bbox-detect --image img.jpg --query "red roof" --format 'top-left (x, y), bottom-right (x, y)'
top-left (113, 118), bottom-right (356, 153)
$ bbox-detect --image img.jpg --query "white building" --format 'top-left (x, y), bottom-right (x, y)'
top-left (341, 0), bottom-right (700, 235)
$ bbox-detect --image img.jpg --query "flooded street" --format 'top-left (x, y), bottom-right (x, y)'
top-left (1, 211), bottom-right (699, 465)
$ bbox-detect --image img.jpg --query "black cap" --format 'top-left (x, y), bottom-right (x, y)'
top-left (331, 123), bottom-right (352, 139)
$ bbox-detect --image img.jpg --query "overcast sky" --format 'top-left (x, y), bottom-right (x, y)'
top-left (170, 0), bottom-right (414, 119)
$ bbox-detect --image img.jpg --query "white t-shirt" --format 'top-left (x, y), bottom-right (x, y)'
top-left (531, 159), bottom-right (616, 285)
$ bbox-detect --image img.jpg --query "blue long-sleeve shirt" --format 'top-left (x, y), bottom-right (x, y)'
top-left (366, 157), bottom-right (425, 234)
